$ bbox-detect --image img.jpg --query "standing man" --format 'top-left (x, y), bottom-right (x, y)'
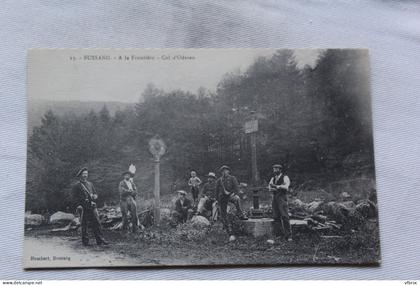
top-left (72, 167), bottom-right (108, 246)
top-left (119, 171), bottom-right (139, 233)
top-left (216, 165), bottom-right (248, 241)
top-left (197, 172), bottom-right (218, 221)
top-left (171, 190), bottom-right (194, 226)
top-left (269, 164), bottom-right (292, 242)
top-left (188, 171), bottom-right (202, 206)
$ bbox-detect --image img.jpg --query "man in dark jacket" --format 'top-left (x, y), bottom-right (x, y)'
top-left (119, 171), bottom-right (138, 233)
top-left (216, 165), bottom-right (248, 240)
top-left (72, 167), bottom-right (108, 246)
top-left (269, 164), bottom-right (292, 241)
top-left (171, 190), bottom-right (193, 226)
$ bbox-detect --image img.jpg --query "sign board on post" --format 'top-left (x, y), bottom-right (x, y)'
top-left (245, 119), bottom-right (258, 134)
top-left (149, 137), bottom-right (166, 159)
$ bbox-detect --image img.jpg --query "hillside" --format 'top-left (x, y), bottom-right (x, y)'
top-left (28, 99), bottom-right (132, 135)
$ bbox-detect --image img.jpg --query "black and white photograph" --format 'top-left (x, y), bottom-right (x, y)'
top-left (24, 48), bottom-right (379, 268)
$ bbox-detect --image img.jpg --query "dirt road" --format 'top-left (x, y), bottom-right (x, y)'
top-left (23, 234), bottom-right (138, 268)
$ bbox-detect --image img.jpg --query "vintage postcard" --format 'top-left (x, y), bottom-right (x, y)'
top-left (24, 49), bottom-right (379, 268)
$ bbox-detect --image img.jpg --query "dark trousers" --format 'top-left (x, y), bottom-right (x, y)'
top-left (190, 186), bottom-right (199, 204)
top-left (219, 193), bottom-right (243, 234)
top-left (120, 196), bottom-right (138, 233)
top-left (81, 206), bottom-right (103, 245)
top-left (272, 193), bottom-right (291, 238)
top-left (172, 210), bottom-right (191, 225)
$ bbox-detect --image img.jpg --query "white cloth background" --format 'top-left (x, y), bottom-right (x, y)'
top-left (1, 0), bottom-right (419, 280)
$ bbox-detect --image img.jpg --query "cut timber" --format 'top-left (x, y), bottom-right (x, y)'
top-left (239, 218), bottom-right (309, 237)
top-left (290, 219), bottom-right (309, 227)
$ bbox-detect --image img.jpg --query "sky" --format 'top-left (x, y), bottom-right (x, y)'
top-left (28, 49), bottom-right (322, 103)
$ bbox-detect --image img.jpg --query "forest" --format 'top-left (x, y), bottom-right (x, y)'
top-left (26, 49), bottom-right (374, 212)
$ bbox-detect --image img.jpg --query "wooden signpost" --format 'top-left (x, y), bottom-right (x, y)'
top-left (148, 137), bottom-right (166, 225)
top-left (245, 112), bottom-right (259, 185)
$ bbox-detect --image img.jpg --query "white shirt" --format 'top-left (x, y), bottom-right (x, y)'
top-left (124, 180), bottom-right (133, 191)
top-left (269, 173), bottom-right (290, 191)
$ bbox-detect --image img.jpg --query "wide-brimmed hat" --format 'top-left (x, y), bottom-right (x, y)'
top-left (207, 172), bottom-right (217, 179)
top-left (219, 165), bottom-right (231, 172)
top-left (177, 190), bottom-right (187, 195)
top-left (76, 167), bottom-right (88, 177)
top-left (272, 164), bottom-right (283, 169)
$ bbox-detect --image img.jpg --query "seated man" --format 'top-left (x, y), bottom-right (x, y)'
top-left (197, 172), bottom-right (218, 221)
top-left (171, 190), bottom-right (194, 226)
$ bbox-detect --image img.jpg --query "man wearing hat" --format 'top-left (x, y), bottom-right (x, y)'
top-left (72, 167), bottom-right (108, 246)
top-left (216, 165), bottom-right (248, 237)
top-left (197, 172), bottom-right (218, 221)
top-left (118, 170), bottom-right (139, 233)
top-left (171, 190), bottom-right (194, 226)
top-left (269, 164), bottom-right (292, 241)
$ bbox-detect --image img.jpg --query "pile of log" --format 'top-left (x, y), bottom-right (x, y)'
top-left (289, 194), bottom-right (377, 233)
top-left (98, 206), bottom-right (152, 230)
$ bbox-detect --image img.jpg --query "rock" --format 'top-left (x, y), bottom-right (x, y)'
top-left (160, 208), bottom-right (172, 219)
top-left (25, 214), bottom-right (45, 226)
top-left (191, 215), bottom-right (210, 227)
top-left (50, 211), bottom-right (75, 225)
top-left (340, 192), bottom-right (352, 199)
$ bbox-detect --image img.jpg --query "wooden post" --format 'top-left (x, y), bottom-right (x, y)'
top-left (250, 131), bottom-right (259, 185)
top-left (154, 157), bottom-right (161, 225)
top-left (148, 136), bottom-right (166, 226)
top-left (245, 111), bottom-right (259, 185)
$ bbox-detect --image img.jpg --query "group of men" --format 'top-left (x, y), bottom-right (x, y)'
top-left (71, 163), bottom-right (292, 246)
top-left (172, 165), bottom-right (249, 236)
top-left (173, 164), bottom-right (292, 242)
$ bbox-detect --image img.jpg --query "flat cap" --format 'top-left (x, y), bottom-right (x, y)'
top-left (207, 172), bottom-right (217, 179)
top-left (219, 165), bottom-right (231, 172)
